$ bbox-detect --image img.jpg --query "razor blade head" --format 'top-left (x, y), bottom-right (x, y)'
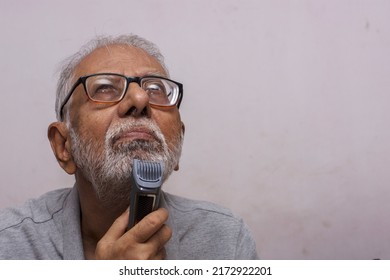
top-left (133, 159), bottom-right (164, 189)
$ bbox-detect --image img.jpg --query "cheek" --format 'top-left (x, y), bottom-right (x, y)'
top-left (153, 111), bottom-right (182, 145)
top-left (164, 123), bottom-right (182, 146)
top-left (71, 109), bottom-right (111, 144)
top-left (69, 88), bottom-right (114, 140)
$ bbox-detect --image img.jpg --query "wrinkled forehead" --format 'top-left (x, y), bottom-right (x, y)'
top-left (73, 44), bottom-right (167, 79)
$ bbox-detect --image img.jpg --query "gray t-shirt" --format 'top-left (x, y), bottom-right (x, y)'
top-left (0, 186), bottom-right (258, 259)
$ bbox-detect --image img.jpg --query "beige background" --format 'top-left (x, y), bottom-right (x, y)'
top-left (1, 0), bottom-right (390, 259)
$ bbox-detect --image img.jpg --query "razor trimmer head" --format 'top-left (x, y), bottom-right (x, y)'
top-left (128, 159), bottom-right (164, 229)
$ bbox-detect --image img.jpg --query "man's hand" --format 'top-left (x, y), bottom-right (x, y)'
top-left (95, 208), bottom-right (172, 259)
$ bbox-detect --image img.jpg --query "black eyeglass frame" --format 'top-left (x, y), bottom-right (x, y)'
top-left (59, 73), bottom-right (183, 121)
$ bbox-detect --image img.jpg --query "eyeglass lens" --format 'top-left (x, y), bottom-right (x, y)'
top-left (85, 74), bottom-right (179, 106)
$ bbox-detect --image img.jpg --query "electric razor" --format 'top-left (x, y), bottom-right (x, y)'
top-left (128, 159), bottom-right (164, 229)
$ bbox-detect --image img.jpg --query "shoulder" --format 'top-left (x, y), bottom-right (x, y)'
top-left (163, 192), bottom-right (258, 259)
top-left (163, 191), bottom-right (236, 218)
top-left (0, 188), bottom-right (72, 232)
top-left (0, 188), bottom-right (73, 259)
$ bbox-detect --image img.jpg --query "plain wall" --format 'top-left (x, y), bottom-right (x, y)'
top-left (1, 0), bottom-right (390, 259)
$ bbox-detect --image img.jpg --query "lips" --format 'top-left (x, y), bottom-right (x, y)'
top-left (112, 127), bottom-right (159, 146)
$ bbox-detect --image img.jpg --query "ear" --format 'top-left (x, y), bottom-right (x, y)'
top-left (174, 122), bottom-right (185, 171)
top-left (47, 122), bottom-right (76, 174)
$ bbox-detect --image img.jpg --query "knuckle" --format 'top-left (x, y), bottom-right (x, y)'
top-left (144, 211), bottom-right (164, 228)
top-left (141, 209), bottom-right (168, 228)
top-left (95, 241), bottom-right (109, 259)
top-left (145, 215), bottom-right (159, 228)
top-left (137, 249), bottom-right (152, 260)
top-left (96, 240), bottom-right (107, 252)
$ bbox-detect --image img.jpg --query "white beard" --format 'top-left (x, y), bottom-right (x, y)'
top-left (69, 118), bottom-right (183, 209)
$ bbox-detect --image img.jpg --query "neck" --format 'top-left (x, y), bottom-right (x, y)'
top-left (76, 173), bottom-right (129, 259)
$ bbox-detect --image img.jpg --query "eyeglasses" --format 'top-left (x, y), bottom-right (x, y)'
top-left (59, 73), bottom-right (183, 121)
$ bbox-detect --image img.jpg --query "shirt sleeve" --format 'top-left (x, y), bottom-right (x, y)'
top-left (234, 219), bottom-right (259, 259)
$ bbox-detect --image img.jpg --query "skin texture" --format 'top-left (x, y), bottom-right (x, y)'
top-left (47, 45), bottom-right (184, 259)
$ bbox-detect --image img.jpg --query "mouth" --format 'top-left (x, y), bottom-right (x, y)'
top-left (112, 127), bottom-right (159, 146)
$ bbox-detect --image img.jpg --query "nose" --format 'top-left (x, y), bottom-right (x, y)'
top-left (117, 82), bottom-right (151, 118)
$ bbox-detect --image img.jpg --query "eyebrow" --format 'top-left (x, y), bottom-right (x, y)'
top-left (145, 71), bottom-right (168, 78)
top-left (89, 70), bottom-right (168, 78)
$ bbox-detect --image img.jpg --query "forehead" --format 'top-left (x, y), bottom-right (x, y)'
top-left (74, 44), bottom-right (167, 78)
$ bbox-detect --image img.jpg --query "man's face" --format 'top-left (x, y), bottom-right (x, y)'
top-left (66, 45), bottom-right (184, 207)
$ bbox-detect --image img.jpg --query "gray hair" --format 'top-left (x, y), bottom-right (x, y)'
top-left (55, 34), bottom-right (169, 121)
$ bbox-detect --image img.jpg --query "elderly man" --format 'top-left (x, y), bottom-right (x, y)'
top-left (0, 34), bottom-right (258, 259)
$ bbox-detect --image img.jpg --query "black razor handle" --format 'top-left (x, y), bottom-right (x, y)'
top-left (128, 159), bottom-right (164, 229)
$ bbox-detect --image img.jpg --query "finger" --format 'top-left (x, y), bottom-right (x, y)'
top-left (100, 208), bottom-right (129, 243)
top-left (131, 208), bottom-right (169, 243)
top-left (134, 225), bottom-right (171, 260)
top-left (149, 224), bottom-right (172, 247)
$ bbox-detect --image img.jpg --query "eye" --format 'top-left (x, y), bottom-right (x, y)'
top-left (94, 84), bottom-right (115, 93)
top-left (95, 83), bottom-right (116, 94)
top-left (91, 83), bottom-right (118, 101)
top-left (87, 76), bottom-right (124, 101)
top-left (141, 78), bottom-right (178, 106)
top-left (144, 81), bottom-right (170, 104)
top-left (145, 82), bottom-right (164, 92)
